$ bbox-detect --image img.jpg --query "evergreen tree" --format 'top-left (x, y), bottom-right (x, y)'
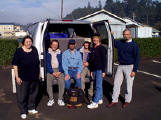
top-left (98, 0), bottom-right (102, 10)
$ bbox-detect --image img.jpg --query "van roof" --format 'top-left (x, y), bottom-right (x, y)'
top-left (48, 19), bottom-right (91, 24)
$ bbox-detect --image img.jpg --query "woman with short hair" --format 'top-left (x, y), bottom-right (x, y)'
top-left (12, 36), bottom-right (40, 119)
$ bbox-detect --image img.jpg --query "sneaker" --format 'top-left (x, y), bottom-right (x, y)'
top-left (98, 99), bottom-right (103, 104)
top-left (87, 102), bottom-right (98, 109)
top-left (21, 114), bottom-right (27, 119)
top-left (57, 99), bottom-right (65, 106)
top-left (47, 99), bottom-right (54, 106)
top-left (28, 109), bottom-right (38, 114)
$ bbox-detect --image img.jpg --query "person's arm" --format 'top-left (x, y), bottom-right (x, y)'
top-left (101, 47), bottom-right (107, 72)
top-left (13, 65), bottom-right (22, 85)
top-left (62, 52), bottom-right (69, 75)
top-left (132, 43), bottom-right (140, 73)
top-left (77, 52), bottom-right (83, 74)
top-left (12, 49), bottom-right (22, 85)
top-left (111, 32), bottom-right (119, 48)
top-left (100, 47), bottom-right (107, 77)
top-left (58, 53), bottom-right (64, 73)
top-left (56, 53), bottom-right (63, 78)
top-left (46, 53), bottom-right (54, 74)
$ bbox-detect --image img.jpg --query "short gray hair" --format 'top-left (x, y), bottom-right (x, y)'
top-left (123, 29), bottom-right (131, 34)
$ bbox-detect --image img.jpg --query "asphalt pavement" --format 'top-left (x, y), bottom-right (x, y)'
top-left (0, 59), bottom-right (161, 120)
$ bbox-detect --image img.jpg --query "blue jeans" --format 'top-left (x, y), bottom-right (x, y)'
top-left (65, 69), bottom-right (81, 90)
top-left (93, 70), bottom-right (103, 103)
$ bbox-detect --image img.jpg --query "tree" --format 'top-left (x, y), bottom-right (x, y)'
top-left (98, 0), bottom-right (102, 10)
top-left (104, 0), bottom-right (114, 12)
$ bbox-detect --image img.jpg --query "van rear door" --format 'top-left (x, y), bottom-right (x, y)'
top-left (92, 21), bottom-right (113, 77)
top-left (33, 21), bottom-right (48, 81)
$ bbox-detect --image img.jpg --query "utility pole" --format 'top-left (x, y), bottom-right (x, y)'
top-left (132, 12), bottom-right (136, 21)
top-left (61, 0), bottom-right (63, 19)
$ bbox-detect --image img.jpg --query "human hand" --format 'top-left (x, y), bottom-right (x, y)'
top-left (91, 72), bottom-right (93, 79)
top-left (111, 31), bottom-right (114, 35)
top-left (83, 62), bottom-right (89, 67)
top-left (130, 72), bottom-right (136, 77)
top-left (102, 72), bottom-right (106, 78)
top-left (65, 74), bottom-right (70, 80)
top-left (52, 72), bottom-right (57, 77)
top-left (77, 73), bottom-right (81, 79)
top-left (16, 77), bottom-right (22, 85)
top-left (55, 72), bottom-right (61, 78)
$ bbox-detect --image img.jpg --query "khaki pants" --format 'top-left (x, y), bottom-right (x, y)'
top-left (81, 67), bottom-right (93, 96)
top-left (112, 65), bottom-right (135, 103)
top-left (47, 68), bottom-right (64, 100)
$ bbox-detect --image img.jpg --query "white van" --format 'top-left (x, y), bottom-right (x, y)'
top-left (27, 19), bottom-right (114, 81)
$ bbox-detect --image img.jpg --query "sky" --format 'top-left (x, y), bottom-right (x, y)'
top-left (0, 0), bottom-right (160, 24)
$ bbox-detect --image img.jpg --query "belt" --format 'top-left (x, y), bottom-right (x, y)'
top-left (68, 67), bottom-right (78, 69)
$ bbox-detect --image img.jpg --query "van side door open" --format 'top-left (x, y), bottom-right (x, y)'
top-left (92, 21), bottom-right (114, 77)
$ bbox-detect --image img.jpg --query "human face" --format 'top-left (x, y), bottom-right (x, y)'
top-left (84, 43), bottom-right (90, 49)
top-left (51, 41), bottom-right (58, 51)
top-left (123, 30), bottom-right (132, 41)
top-left (93, 36), bottom-right (100, 45)
top-left (23, 38), bottom-right (32, 49)
top-left (69, 44), bottom-right (75, 51)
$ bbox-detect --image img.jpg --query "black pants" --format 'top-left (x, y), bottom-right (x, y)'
top-left (16, 80), bottom-right (39, 114)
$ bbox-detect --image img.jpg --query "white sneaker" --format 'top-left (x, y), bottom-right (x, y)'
top-left (98, 99), bottom-right (103, 104)
top-left (58, 99), bottom-right (65, 106)
top-left (87, 102), bottom-right (98, 109)
top-left (47, 99), bottom-right (54, 106)
top-left (28, 109), bottom-right (38, 114)
top-left (21, 114), bottom-right (27, 119)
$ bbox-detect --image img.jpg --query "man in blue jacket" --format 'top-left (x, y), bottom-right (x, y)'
top-left (108, 29), bottom-right (140, 108)
top-left (46, 40), bottom-right (65, 107)
top-left (62, 39), bottom-right (83, 90)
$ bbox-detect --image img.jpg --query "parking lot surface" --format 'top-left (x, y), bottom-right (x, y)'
top-left (0, 59), bottom-right (161, 120)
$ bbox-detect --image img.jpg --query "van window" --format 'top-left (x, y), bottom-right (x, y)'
top-left (93, 24), bottom-right (109, 44)
top-left (47, 24), bottom-right (93, 38)
top-left (44, 23), bottom-right (94, 52)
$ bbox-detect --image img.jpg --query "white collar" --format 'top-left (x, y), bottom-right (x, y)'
top-left (126, 39), bottom-right (132, 43)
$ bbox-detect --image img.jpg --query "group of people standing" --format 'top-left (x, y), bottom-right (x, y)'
top-left (12, 29), bottom-right (140, 119)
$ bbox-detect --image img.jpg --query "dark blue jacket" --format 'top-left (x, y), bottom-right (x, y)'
top-left (89, 45), bottom-right (107, 72)
top-left (46, 49), bottom-right (64, 74)
top-left (112, 36), bottom-right (140, 72)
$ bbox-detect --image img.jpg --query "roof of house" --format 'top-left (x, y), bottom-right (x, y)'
top-left (0, 23), bottom-right (15, 25)
top-left (123, 17), bottom-right (144, 27)
top-left (78, 9), bottom-right (126, 23)
top-left (152, 28), bottom-right (160, 33)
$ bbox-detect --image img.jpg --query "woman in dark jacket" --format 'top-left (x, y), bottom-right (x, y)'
top-left (87, 34), bottom-right (107, 109)
top-left (12, 36), bottom-right (40, 119)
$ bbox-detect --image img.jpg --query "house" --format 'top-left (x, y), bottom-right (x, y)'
top-left (78, 9), bottom-right (155, 38)
top-left (78, 9), bottom-right (126, 38)
top-left (152, 28), bottom-right (160, 37)
top-left (0, 23), bottom-right (28, 38)
top-left (123, 17), bottom-right (152, 38)
top-left (0, 23), bottom-right (15, 37)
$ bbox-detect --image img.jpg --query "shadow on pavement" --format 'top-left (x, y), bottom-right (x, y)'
top-left (103, 80), bottom-right (125, 103)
